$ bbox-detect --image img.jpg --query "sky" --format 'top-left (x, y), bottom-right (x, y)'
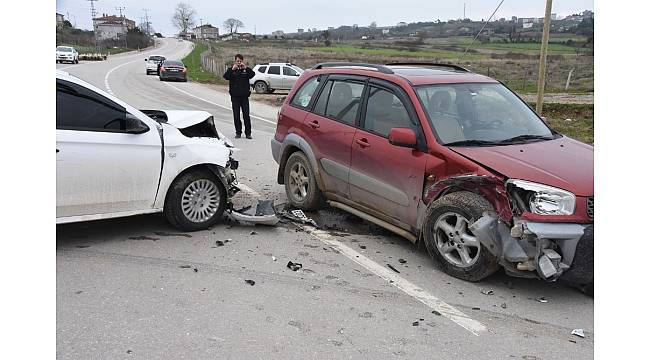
top-left (56, 0), bottom-right (594, 37)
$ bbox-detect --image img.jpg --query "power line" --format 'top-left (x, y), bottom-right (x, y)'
top-left (459, 0), bottom-right (506, 61)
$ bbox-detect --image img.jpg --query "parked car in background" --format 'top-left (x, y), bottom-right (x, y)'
top-left (56, 70), bottom-right (240, 231)
top-left (271, 62), bottom-right (593, 292)
top-left (56, 46), bottom-right (79, 64)
top-left (159, 60), bottom-right (188, 82)
top-left (145, 55), bottom-right (166, 75)
top-left (250, 63), bottom-right (304, 94)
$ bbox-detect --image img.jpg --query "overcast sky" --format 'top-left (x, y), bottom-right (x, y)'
top-left (56, 0), bottom-right (594, 36)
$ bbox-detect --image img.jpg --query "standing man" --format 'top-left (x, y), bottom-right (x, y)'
top-left (223, 54), bottom-right (255, 139)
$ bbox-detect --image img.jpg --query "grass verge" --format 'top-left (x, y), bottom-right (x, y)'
top-left (182, 43), bottom-right (226, 84)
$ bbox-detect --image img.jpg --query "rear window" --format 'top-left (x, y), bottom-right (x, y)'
top-left (258, 66), bottom-right (267, 73)
top-left (163, 60), bottom-right (184, 67)
top-left (149, 56), bottom-right (165, 62)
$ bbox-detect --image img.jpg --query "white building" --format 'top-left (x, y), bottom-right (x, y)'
top-left (193, 24), bottom-right (219, 40)
top-left (93, 14), bottom-right (136, 40)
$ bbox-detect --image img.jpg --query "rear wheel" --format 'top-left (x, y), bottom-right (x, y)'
top-left (422, 191), bottom-right (500, 282)
top-left (254, 81), bottom-right (269, 94)
top-left (283, 152), bottom-right (323, 211)
top-left (164, 170), bottom-right (227, 231)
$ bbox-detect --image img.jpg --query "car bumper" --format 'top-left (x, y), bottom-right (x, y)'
top-left (271, 138), bottom-right (282, 164)
top-left (558, 224), bottom-right (593, 286)
top-left (57, 57), bottom-right (74, 61)
top-left (160, 72), bottom-right (187, 80)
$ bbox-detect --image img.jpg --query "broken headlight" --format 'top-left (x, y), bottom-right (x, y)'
top-left (507, 179), bottom-right (575, 215)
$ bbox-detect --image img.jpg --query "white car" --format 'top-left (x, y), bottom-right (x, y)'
top-left (145, 55), bottom-right (166, 75)
top-left (249, 63), bottom-right (304, 94)
top-left (56, 46), bottom-right (79, 64)
top-left (56, 70), bottom-right (239, 231)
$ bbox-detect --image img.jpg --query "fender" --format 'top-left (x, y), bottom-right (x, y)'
top-left (276, 133), bottom-right (325, 190)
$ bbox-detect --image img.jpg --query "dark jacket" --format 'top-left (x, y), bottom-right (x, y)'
top-left (223, 67), bottom-right (255, 97)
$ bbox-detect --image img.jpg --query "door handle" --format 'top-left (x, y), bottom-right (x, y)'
top-left (355, 138), bottom-right (370, 148)
top-left (308, 121), bottom-right (320, 129)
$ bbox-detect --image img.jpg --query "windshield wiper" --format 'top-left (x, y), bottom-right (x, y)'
top-left (495, 134), bottom-right (555, 144)
top-left (444, 139), bottom-right (502, 147)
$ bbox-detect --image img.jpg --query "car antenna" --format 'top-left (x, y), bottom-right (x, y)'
top-left (458, 0), bottom-right (506, 62)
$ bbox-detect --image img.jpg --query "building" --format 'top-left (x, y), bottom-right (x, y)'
top-left (396, 22), bottom-right (408, 27)
top-left (551, 13), bottom-right (557, 20)
top-left (582, 10), bottom-right (594, 18)
top-left (93, 14), bottom-right (136, 40)
top-left (297, 28), bottom-right (304, 33)
top-left (271, 30), bottom-right (285, 37)
top-left (511, 16), bottom-right (518, 22)
top-left (193, 24), bottom-right (219, 40)
top-left (56, 13), bottom-right (65, 28)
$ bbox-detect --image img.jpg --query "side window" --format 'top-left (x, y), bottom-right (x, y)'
top-left (56, 80), bottom-right (127, 132)
top-left (290, 75), bottom-right (322, 109)
top-left (322, 80), bottom-right (364, 125)
top-left (258, 66), bottom-right (267, 73)
top-left (268, 66), bottom-right (280, 75)
top-left (364, 86), bottom-right (414, 137)
top-left (283, 66), bottom-right (298, 76)
top-left (312, 80), bottom-right (333, 116)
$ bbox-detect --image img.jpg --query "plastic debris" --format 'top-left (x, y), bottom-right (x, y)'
top-left (179, 265), bottom-right (191, 269)
top-left (412, 321), bottom-right (419, 326)
top-left (193, 268), bottom-right (198, 273)
top-left (481, 289), bottom-right (494, 295)
top-left (245, 279), bottom-right (255, 286)
top-left (537, 297), bottom-right (549, 303)
top-left (432, 310), bottom-right (442, 316)
top-left (126, 350), bottom-right (133, 354)
top-left (287, 261), bottom-right (303, 271)
top-left (472, 307), bottom-right (480, 310)
top-left (250, 231), bottom-right (258, 235)
top-left (226, 200), bottom-right (279, 226)
top-left (571, 329), bottom-right (585, 338)
top-left (386, 264), bottom-right (401, 273)
top-left (215, 240), bottom-right (225, 247)
top-left (290, 209), bottom-right (319, 227)
top-left (501, 303), bottom-right (507, 309)
top-left (129, 235), bottom-right (159, 241)
top-left (359, 245), bottom-right (367, 249)
top-left (398, 259), bottom-right (407, 264)
top-left (272, 256), bottom-right (277, 261)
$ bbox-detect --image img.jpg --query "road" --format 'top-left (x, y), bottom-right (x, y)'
top-left (56, 38), bottom-right (593, 359)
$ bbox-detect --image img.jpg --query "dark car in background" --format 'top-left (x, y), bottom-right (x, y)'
top-left (271, 62), bottom-right (593, 291)
top-left (159, 60), bottom-right (187, 82)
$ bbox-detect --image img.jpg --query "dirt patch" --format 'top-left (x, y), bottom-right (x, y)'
top-left (201, 83), bottom-right (287, 107)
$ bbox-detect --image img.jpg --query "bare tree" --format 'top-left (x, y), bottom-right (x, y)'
top-left (172, 2), bottom-right (197, 36)
top-left (223, 18), bottom-right (244, 34)
top-left (369, 21), bottom-right (377, 28)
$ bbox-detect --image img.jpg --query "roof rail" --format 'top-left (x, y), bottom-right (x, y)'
top-left (385, 62), bottom-right (470, 72)
top-left (312, 62), bottom-right (394, 74)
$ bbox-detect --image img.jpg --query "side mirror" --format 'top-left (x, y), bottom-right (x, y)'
top-left (125, 114), bottom-right (150, 134)
top-left (388, 128), bottom-right (417, 148)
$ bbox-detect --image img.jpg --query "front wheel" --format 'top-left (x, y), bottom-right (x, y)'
top-left (254, 81), bottom-right (269, 94)
top-left (422, 191), bottom-right (500, 282)
top-left (283, 152), bottom-right (323, 211)
top-left (164, 170), bottom-right (227, 231)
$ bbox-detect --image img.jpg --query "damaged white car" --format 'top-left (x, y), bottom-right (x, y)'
top-left (56, 70), bottom-right (240, 231)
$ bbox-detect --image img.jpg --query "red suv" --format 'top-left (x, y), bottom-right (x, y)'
top-left (271, 62), bottom-right (593, 290)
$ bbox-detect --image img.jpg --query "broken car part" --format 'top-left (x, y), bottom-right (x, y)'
top-left (286, 261), bottom-right (303, 271)
top-left (226, 199), bottom-right (279, 226)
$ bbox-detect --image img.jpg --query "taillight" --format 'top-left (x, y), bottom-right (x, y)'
top-left (160, 66), bottom-right (166, 72)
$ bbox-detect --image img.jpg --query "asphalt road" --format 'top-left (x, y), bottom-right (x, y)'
top-left (56, 38), bottom-right (593, 359)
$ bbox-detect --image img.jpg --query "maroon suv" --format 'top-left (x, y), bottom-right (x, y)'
top-left (271, 62), bottom-right (593, 289)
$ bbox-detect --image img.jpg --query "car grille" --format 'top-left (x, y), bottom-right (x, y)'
top-left (586, 197), bottom-right (594, 218)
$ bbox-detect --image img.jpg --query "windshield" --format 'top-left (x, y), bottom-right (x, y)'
top-left (57, 47), bottom-right (72, 52)
top-left (415, 83), bottom-right (554, 145)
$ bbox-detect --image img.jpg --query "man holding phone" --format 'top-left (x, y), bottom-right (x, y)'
top-left (223, 54), bottom-right (255, 139)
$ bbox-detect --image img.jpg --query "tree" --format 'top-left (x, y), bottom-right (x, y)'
top-left (223, 18), bottom-right (244, 34)
top-left (369, 21), bottom-right (377, 28)
top-left (171, 2), bottom-right (197, 36)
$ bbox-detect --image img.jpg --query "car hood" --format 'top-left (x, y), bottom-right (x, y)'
top-left (145, 110), bottom-right (234, 148)
top-left (450, 136), bottom-right (593, 196)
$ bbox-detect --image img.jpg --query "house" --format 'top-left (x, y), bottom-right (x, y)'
top-left (396, 22), bottom-right (407, 27)
top-left (56, 13), bottom-right (65, 28)
top-left (193, 24), bottom-right (219, 40)
top-left (93, 14), bottom-right (136, 40)
top-left (297, 28), bottom-right (304, 33)
top-left (272, 30), bottom-right (285, 37)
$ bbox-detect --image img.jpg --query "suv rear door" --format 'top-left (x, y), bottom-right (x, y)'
top-left (349, 79), bottom-right (428, 229)
top-left (267, 65), bottom-right (282, 89)
top-left (302, 75), bottom-right (366, 198)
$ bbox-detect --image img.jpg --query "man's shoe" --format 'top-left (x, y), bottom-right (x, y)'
top-left (245, 135), bottom-right (252, 139)
top-left (235, 134), bottom-right (241, 139)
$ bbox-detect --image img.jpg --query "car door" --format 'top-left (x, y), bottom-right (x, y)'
top-left (349, 80), bottom-right (428, 229)
top-left (56, 79), bottom-right (162, 218)
top-left (301, 75), bottom-right (366, 198)
top-left (266, 65), bottom-right (282, 89)
top-left (282, 66), bottom-right (300, 89)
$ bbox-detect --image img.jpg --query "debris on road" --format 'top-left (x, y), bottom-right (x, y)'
top-left (472, 307), bottom-right (481, 310)
top-left (250, 231), bottom-right (258, 235)
top-left (226, 200), bottom-right (279, 226)
top-left (398, 259), bottom-right (407, 264)
top-left (481, 289), bottom-right (494, 295)
top-left (412, 321), bottom-right (419, 326)
top-left (154, 231), bottom-right (192, 238)
top-left (537, 297), bottom-right (549, 303)
top-left (287, 261), bottom-right (303, 271)
top-left (272, 256), bottom-right (277, 261)
top-left (75, 245), bottom-right (90, 248)
top-left (215, 240), bottom-right (225, 247)
top-left (386, 264), bottom-right (401, 273)
top-left (432, 310), bottom-right (442, 316)
top-left (245, 279), bottom-right (256, 286)
top-left (359, 245), bottom-right (367, 249)
top-left (179, 265), bottom-right (191, 269)
top-left (128, 235), bottom-right (159, 241)
top-left (501, 303), bottom-right (507, 309)
top-left (290, 209), bottom-right (319, 228)
top-left (571, 329), bottom-right (586, 338)
top-left (193, 268), bottom-right (198, 272)
top-left (126, 350), bottom-right (133, 354)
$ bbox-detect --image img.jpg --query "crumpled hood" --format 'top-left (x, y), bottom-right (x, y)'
top-left (161, 110), bottom-right (234, 148)
top-left (450, 136), bottom-right (593, 196)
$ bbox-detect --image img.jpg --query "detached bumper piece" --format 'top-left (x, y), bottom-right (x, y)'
top-left (470, 214), bottom-right (593, 284)
top-left (226, 199), bottom-right (279, 226)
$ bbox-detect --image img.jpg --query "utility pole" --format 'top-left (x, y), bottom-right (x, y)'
top-left (143, 9), bottom-right (151, 36)
top-left (199, 18), bottom-right (204, 39)
top-left (464, 3), bottom-right (466, 19)
top-left (116, 6), bottom-right (127, 49)
top-left (535, 0), bottom-right (553, 115)
top-left (87, 0), bottom-right (99, 51)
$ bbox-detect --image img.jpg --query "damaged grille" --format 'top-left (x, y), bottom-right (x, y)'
top-left (587, 197), bottom-right (594, 218)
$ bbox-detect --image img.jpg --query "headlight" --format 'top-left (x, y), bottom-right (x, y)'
top-left (507, 179), bottom-right (575, 215)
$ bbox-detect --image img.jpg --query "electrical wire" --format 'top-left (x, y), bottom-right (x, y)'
top-left (459, 0), bottom-right (506, 61)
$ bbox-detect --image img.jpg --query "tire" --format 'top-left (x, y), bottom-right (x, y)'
top-left (422, 191), bottom-right (500, 282)
top-left (254, 81), bottom-right (269, 94)
top-left (164, 169), bottom-right (227, 231)
top-left (75, 59), bottom-right (79, 64)
top-left (283, 152), bottom-right (323, 211)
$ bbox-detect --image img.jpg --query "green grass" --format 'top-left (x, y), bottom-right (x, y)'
top-left (528, 103), bottom-right (594, 144)
top-left (309, 45), bottom-right (481, 60)
top-left (182, 43), bottom-right (226, 84)
top-left (452, 36), bottom-right (588, 54)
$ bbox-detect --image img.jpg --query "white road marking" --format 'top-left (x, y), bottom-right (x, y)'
top-left (234, 185), bottom-right (487, 336)
top-left (104, 59), bottom-right (144, 95)
top-left (306, 228), bottom-right (488, 336)
top-left (162, 82), bottom-right (276, 125)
